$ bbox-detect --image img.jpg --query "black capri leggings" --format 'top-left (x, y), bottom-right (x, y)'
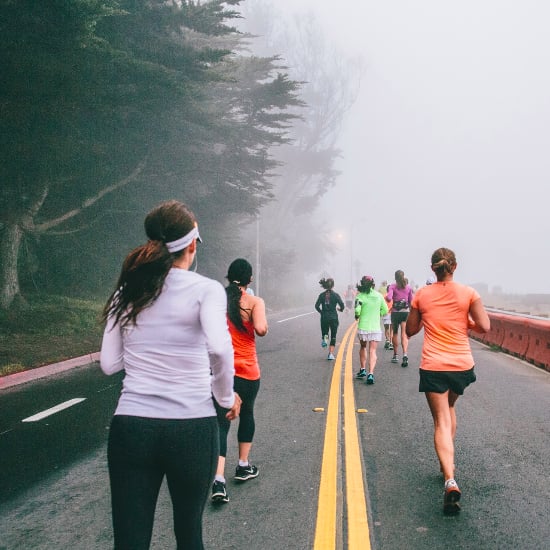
top-left (321, 317), bottom-right (339, 347)
top-left (107, 414), bottom-right (218, 550)
top-left (216, 376), bottom-right (260, 457)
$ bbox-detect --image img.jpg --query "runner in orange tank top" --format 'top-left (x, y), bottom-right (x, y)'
top-left (212, 258), bottom-right (268, 504)
top-left (406, 247), bottom-right (490, 515)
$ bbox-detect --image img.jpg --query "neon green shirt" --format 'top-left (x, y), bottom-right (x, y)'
top-left (355, 290), bottom-right (388, 331)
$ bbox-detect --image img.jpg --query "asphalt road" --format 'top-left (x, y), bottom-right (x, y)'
top-left (0, 307), bottom-right (549, 549)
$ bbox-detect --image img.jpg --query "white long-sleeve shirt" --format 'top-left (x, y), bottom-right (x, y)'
top-left (100, 268), bottom-right (235, 419)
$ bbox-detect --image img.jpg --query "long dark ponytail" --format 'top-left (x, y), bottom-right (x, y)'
top-left (395, 270), bottom-right (406, 290)
top-left (103, 200), bottom-right (197, 327)
top-left (226, 258), bottom-right (253, 332)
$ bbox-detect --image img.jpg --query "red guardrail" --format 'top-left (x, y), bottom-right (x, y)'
top-left (525, 318), bottom-right (550, 370)
top-left (500, 316), bottom-right (530, 358)
top-left (485, 313), bottom-right (507, 348)
top-left (471, 312), bottom-right (550, 373)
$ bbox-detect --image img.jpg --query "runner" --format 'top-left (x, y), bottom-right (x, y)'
top-left (100, 200), bottom-right (240, 549)
top-left (386, 270), bottom-right (414, 367)
top-left (344, 284), bottom-right (356, 314)
top-left (377, 280), bottom-right (393, 350)
top-left (406, 247), bottom-right (490, 515)
top-left (314, 278), bottom-right (345, 360)
top-left (354, 275), bottom-right (388, 384)
top-left (212, 258), bottom-right (268, 504)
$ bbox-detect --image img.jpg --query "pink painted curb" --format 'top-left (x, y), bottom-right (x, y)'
top-left (0, 352), bottom-right (100, 390)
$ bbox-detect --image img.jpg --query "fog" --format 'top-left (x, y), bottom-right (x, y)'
top-left (270, 0), bottom-right (550, 294)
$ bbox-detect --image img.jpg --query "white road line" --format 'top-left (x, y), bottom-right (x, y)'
top-left (277, 312), bottom-right (315, 323)
top-left (21, 398), bottom-right (87, 423)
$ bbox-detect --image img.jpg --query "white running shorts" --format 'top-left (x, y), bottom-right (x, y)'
top-left (357, 330), bottom-right (382, 342)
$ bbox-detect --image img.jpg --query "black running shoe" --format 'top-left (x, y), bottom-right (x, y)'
top-left (366, 373), bottom-right (374, 385)
top-left (401, 355), bottom-right (408, 368)
top-left (234, 464), bottom-right (259, 481)
top-left (355, 368), bottom-right (367, 379)
top-left (211, 480), bottom-right (229, 503)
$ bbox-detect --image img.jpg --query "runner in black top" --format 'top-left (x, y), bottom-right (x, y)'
top-left (315, 278), bottom-right (345, 360)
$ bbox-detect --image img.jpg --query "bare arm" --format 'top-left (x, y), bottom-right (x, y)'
top-left (406, 307), bottom-right (422, 337)
top-left (468, 298), bottom-right (490, 334)
top-left (251, 296), bottom-right (268, 336)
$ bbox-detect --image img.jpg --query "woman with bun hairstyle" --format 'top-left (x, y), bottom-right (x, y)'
top-left (100, 200), bottom-right (240, 549)
top-left (406, 247), bottom-right (490, 515)
top-left (212, 258), bottom-right (268, 504)
top-left (315, 277), bottom-right (345, 360)
top-left (354, 275), bottom-right (388, 384)
top-left (386, 269), bottom-right (414, 367)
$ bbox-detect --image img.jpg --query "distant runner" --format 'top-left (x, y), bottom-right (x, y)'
top-left (315, 278), bottom-right (345, 361)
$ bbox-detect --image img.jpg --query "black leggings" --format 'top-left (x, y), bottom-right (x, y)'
top-left (321, 317), bottom-right (339, 346)
top-left (107, 415), bottom-right (218, 550)
top-left (216, 376), bottom-right (260, 457)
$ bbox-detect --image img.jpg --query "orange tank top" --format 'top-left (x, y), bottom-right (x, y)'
top-left (228, 317), bottom-right (260, 380)
top-left (411, 281), bottom-right (479, 371)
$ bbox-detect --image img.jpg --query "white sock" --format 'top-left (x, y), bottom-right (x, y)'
top-left (445, 478), bottom-right (458, 489)
top-left (239, 460), bottom-right (249, 467)
top-left (215, 474), bottom-right (225, 483)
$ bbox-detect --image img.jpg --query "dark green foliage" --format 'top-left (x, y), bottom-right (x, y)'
top-left (0, 0), bottom-right (304, 304)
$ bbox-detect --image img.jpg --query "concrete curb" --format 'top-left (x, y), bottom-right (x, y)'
top-left (0, 352), bottom-right (100, 390)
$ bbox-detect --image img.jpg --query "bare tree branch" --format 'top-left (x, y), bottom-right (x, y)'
top-left (32, 160), bottom-right (147, 234)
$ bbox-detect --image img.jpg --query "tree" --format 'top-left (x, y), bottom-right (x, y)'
top-left (237, 1), bottom-right (362, 300)
top-left (1, 0), bottom-right (133, 308)
top-left (1, 0), bottom-right (304, 307)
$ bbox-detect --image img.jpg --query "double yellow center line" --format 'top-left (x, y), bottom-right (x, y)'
top-left (313, 322), bottom-right (371, 550)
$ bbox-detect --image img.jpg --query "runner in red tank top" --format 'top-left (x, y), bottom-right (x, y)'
top-left (212, 258), bottom-right (268, 504)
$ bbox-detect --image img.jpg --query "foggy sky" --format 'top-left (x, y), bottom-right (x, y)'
top-left (268, 0), bottom-right (550, 294)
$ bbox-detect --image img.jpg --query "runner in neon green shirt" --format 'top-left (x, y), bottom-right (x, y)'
top-left (354, 275), bottom-right (388, 384)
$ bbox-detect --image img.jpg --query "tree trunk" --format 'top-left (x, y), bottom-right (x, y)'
top-left (0, 223), bottom-right (23, 310)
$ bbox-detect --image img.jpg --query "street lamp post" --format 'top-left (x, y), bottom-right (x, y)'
top-left (255, 212), bottom-right (260, 297)
top-left (349, 219), bottom-right (366, 285)
top-left (350, 227), bottom-right (354, 285)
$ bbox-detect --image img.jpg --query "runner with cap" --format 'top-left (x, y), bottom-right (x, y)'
top-left (354, 275), bottom-right (388, 384)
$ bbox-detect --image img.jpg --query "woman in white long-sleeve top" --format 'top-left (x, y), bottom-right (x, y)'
top-left (100, 199), bottom-right (240, 550)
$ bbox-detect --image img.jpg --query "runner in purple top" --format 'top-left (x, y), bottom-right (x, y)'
top-left (386, 270), bottom-right (414, 367)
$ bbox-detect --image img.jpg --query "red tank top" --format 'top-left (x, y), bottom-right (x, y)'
top-left (228, 317), bottom-right (260, 380)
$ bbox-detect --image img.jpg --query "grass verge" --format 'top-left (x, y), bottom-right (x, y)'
top-left (0, 294), bottom-right (104, 377)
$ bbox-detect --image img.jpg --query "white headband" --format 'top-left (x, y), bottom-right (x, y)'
top-left (165, 225), bottom-right (202, 253)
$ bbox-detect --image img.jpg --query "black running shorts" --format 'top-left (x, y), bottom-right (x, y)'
top-left (390, 311), bottom-right (409, 332)
top-left (419, 367), bottom-right (476, 395)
